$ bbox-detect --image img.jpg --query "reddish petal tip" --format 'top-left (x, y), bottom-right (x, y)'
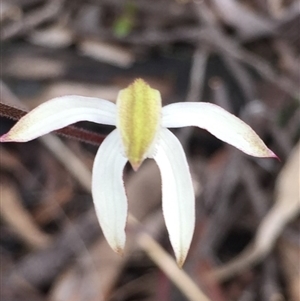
top-left (273, 153), bottom-right (281, 162)
top-left (0, 134), bottom-right (10, 142)
top-left (268, 150), bottom-right (280, 162)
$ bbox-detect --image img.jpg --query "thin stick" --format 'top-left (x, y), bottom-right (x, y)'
top-left (137, 232), bottom-right (211, 301)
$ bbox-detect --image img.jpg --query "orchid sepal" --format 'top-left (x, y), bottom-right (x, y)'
top-left (0, 95), bottom-right (116, 143)
top-left (162, 102), bottom-right (277, 158)
top-left (150, 128), bottom-right (195, 267)
top-left (92, 129), bottom-right (128, 254)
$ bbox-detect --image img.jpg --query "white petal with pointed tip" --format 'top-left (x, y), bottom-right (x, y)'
top-left (92, 129), bottom-right (128, 254)
top-left (1, 96), bottom-right (117, 142)
top-left (162, 102), bottom-right (275, 158)
top-left (150, 128), bottom-right (195, 266)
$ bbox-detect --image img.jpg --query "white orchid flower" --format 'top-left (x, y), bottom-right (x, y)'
top-left (0, 79), bottom-right (276, 266)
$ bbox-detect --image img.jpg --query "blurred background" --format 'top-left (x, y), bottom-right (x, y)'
top-left (0, 0), bottom-right (299, 300)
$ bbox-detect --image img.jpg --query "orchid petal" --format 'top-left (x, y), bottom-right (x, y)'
top-left (0, 96), bottom-right (116, 142)
top-left (150, 128), bottom-right (195, 267)
top-left (92, 129), bottom-right (128, 254)
top-left (162, 102), bottom-right (276, 158)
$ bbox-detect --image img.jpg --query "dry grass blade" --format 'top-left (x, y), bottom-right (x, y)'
top-left (208, 141), bottom-right (300, 281)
